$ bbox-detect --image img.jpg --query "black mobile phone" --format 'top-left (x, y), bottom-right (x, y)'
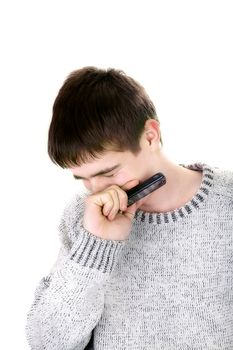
top-left (125, 172), bottom-right (166, 207)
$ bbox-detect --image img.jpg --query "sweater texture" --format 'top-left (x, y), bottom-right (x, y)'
top-left (26, 162), bottom-right (233, 349)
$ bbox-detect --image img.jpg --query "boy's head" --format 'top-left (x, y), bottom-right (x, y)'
top-left (48, 66), bottom-right (162, 169)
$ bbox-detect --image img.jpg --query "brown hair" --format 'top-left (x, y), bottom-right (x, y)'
top-left (48, 66), bottom-right (162, 168)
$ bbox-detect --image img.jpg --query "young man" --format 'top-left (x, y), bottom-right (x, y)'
top-left (26, 67), bottom-right (233, 349)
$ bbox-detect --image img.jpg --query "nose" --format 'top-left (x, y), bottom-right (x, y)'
top-left (83, 177), bottom-right (112, 194)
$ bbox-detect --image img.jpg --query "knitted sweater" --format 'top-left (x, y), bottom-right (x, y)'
top-left (25, 163), bottom-right (233, 350)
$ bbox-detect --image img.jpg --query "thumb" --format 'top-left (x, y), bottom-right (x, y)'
top-left (123, 202), bottom-right (138, 221)
top-left (121, 179), bottom-right (140, 192)
top-left (121, 179), bottom-right (140, 221)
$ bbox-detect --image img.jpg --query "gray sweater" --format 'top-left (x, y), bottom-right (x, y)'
top-left (25, 163), bottom-right (233, 349)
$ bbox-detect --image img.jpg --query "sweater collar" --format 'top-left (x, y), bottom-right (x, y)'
top-left (134, 162), bottom-right (214, 225)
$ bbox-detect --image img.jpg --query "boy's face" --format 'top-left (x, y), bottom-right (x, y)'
top-left (70, 128), bottom-right (160, 194)
top-left (70, 149), bottom-right (149, 194)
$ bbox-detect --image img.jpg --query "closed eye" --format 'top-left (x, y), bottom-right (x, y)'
top-left (103, 173), bottom-right (115, 178)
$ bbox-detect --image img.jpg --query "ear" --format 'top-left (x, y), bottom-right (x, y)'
top-left (144, 119), bottom-right (161, 147)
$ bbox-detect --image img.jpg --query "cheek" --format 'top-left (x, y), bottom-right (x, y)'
top-left (82, 180), bottom-right (92, 191)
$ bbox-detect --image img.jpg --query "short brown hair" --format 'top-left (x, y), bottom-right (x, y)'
top-left (48, 66), bottom-right (162, 168)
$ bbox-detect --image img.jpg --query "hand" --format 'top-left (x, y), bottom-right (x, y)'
top-left (83, 179), bottom-right (140, 241)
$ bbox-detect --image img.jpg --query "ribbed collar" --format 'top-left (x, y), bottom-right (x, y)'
top-left (134, 162), bottom-right (214, 225)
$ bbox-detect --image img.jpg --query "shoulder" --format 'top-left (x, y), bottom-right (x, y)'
top-left (210, 167), bottom-right (233, 211)
top-left (211, 165), bottom-right (233, 199)
top-left (62, 188), bottom-right (88, 220)
top-left (57, 188), bottom-right (90, 249)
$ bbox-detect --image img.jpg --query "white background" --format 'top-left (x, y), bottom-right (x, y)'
top-left (0, 0), bottom-right (233, 348)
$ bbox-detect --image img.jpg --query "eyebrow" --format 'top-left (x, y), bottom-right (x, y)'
top-left (73, 164), bottom-right (120, 180)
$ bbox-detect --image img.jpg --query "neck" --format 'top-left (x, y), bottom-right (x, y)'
top-left (137, 154), bottom-right (203, 213)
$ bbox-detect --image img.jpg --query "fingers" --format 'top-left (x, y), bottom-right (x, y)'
top-left (102, 189), bottom-right (120, 220)
top-left (88, 180), bottom-right (140, 222)
top-left (108, 187), bottom-right (128, 220)
top-left (93, 185), bottom-right (128, 220)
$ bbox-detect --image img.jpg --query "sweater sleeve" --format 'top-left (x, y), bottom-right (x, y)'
top-left (25, 193), bottom-right (127, 350)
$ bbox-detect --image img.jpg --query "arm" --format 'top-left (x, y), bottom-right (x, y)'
top-left (25, 194), bottom-right (127, 350)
